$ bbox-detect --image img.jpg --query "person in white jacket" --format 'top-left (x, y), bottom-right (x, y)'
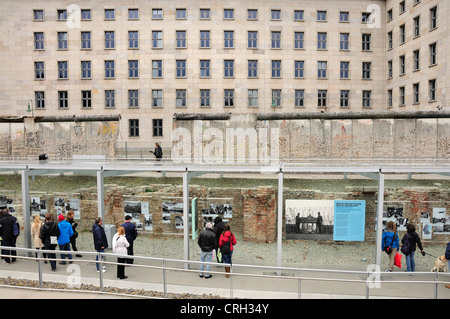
top-left (112, 226), bottom-right (130, 279)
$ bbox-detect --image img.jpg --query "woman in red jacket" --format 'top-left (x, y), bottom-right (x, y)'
top-left (219, 224), bottom-right (236, 278)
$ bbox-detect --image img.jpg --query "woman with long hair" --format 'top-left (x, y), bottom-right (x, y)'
top-left (31, 215), bottom-right (46, 261)
top-left (382, 221), bottom-right (399, 272)
top-left (112, 226), bottom-right (130, 279)
top-left (218, 224), bottom-right (236, 278)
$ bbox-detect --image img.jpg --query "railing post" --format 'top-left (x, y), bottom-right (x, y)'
top-left (298, 268), bottom-right (302, 299)
top-left (434, 272), bottom-right (438, 299)
top-left (98, 251), bottom-right (104, 292)
top-left (163, 258), bottom-right (167, 298)
top-left (37, 249), bottom-right (43, 288)
top-left (230, 264), bottom-right (233, 299)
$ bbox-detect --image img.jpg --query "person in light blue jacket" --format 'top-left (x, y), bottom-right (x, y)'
top-left (57, 214), bottom-right (73, 265)
top-left (381, 221), bottom-right (399, 272)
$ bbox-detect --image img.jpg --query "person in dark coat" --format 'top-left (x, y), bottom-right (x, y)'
top-left (197, 222), bottom-right (216, 278)
top-left (213, 216), bottom-right (225, 263)
top-left (92, 217), bottom-right (108, 272)
top-left (401, 223), bottom-right (424, 272)
top-left (121, 215), bottom-right (138, 264)
top-left (445, 242), bottom-right (450, 289)
top-left (0, 208), bottom-right (18, 264)
top-left (40, 213), bottom-right (60, 271)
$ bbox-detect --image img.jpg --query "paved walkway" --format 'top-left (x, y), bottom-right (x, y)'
top-left (0, 253), bottom-right (449, 299)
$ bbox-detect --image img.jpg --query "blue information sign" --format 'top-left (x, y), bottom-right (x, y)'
top-left (333, 200), bottom-right (366, 241)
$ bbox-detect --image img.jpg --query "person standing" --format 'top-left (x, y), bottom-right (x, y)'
top-left (219, 224), bottom-right (237, 278)
top-left (112, 226), bottom-right (130, 279)
top-left (57, 214), bottom-right (73, 264)
top-left (197, 222), bottom-right (216, 279)
top-left (92, 217), bottom-right (108, 272)
top-left (67, 211), bottom-right (82, 258)
top-left (121, 215), bottom-right (138, 264)
top-left (31, 215), bottom-right (45, 260)
top-left (40, 213), bottom-right (60, 271)
top-left (382, 221), bottom-right (399, 272)
top-left (213, 216), bottom-right (225, 263)
top-left (0, 208), bottom-right (19, 264)
top-left (151, 142), bottom-right (163, 161)
top-left (445, 241), bottom-right (450, 289)
top-left (401, 223), bottom-right (424, 272)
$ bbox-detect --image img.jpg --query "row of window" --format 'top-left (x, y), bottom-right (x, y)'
top-left (34, 59), bottom-right (382, 81)
top-left (33, 7), bottom-right (378, 23)
top-left (128, 119), bottom-right (162, 137)
top-left (34, 30), bottom-right (375, 51)
top-left (387, 43), bottom-right (437, 78)
top-left (388, 79), bottom-right (437, 107)
top-left (387, 1), bottom-right (435, 22)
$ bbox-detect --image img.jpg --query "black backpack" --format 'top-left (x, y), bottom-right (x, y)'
top-left (401, 233), bottom-right (412, 255)
top-left (220, 240), bottom-right (231, 255)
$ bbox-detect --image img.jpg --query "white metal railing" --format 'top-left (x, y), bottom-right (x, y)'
top-left (0, 246), bottom-right (449, 299)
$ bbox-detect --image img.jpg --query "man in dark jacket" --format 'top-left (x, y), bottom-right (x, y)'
top-left (213, 217), bottom-right (225, 263)
top-left (197, 222), bottom-right (216, 278)
top-left (0, 208), bottom-right (18, 264)
top-left (92, 217), bottom-right (108, 272)
top-left (121, 215), bottom-right (138, 264)
top-left (40, 213), bottom-right (60, 271)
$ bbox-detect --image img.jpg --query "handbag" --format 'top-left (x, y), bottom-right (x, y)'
top-left (394, 252), bottom-right (402, 268)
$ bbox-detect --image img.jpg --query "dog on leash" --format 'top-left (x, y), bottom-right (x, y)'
top-left (431, 255), bottom-right (448, 272)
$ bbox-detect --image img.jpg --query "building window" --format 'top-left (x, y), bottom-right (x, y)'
top-left (361, 12), bottom-right (371, 23)
top-left (176, 60), bottom-right (187, 78)
top-left (176, 31), bottom-right (187, 48)
top-left (152, 60), bottom-right (163, 78)
top-left (388, 60), bottom-right (393, 78)
top-left (362, 62), bottom-right (371, 79)
top-left (81, 61), bottom-right (91, 79)
top-left (58, 61), bottom-right (68, 79)
top-left (176, 8), bottom-right (186, 19)
top-left (152, 9), bottom-right (163, 19)
top-left (128, 31), bottom-right (139, 49)
top-left (340, 90), bottom-right (350, 108)
top-left (399, 55), bottom-right (405, 75)
top-left (429, 43), bottom-right (437, 66)
top-left (176, 89), bottom-right (187, 108)
top-left (271, 10), bottom-right (281, 20)
top-left (105, 9), bottom-right (115, 20)
top-left (58, 91), bottom-right (68, 108)
top-left (429, 79), bottom-right (436, 101)
top-left (224, 89), bottom-right (234, 107)
top-left (248, 89), bottom-right (258, 107)
top-left (430, 6), bottom-right (438, 30)
top-left (224, 60), bottom-right (234, 78)
top-left (35, 62), bottom-right (45, 80)
top-left (399, 24), bottom-right (405, 44)
top-left (388, 90), bottom-right (393, 108)
top-left (318, 90), bottom-right (327, 107)
top-left (33, 9), bottom-right (44, 21)
top-left (200, 60), bottom-right (210, 78)
top-left (224, 9), bottom-right (234, 20)
top-left (200, 8), bottom-right (210, 19)
top-left (413, 83), bottom-right (420, 104)
top-left (340, 62), bottom-right (349, 79)
top-left (153, 119), bottom-right (163, 137)
top-left (34, 32), bottom-right (44, 50)
top-left (248, 60), bottom-right (258, 78)
top-left (413, 16), bottom-right (420, 37)
top-left (271, 31), bottom-right (281, 49)
top-left (340, 11), bottom-right (349, 22)
top-left (128, 60), bottom-right (139, 78)
top-left (317, 32), bottom-right (327, 50)
top-left (200, 31), bottom-right (210, 48)
top-left (362, 90), bottom-right (371, 108)
top-left (399, 1), bottom-right (406, 14)
top-left (129, 119), bottom-right (139, 137)
top-left (57, 32), bottom-right (68, 50)
top-left (105, 31), bottom-right (115, 49)
top-left (128, 8), bottom-right (139, 20)
top-left (152, 31), bottom-right (163, 48)
top-left (128, 90), bottom-right (139, 108)
top-left (81, 9), bottom-right (91, 20)
top-left (272, 90), bottom-right (281, 107)
top-left (248, 31), bottom-right (258, 48)
top-left (35, 91), bottom-right (45, 109)
top-left (295, 90), bottom-right (305, 108)
top-left (388, 31), bottom-right (393, 50)
top-left (105, 90), bottom-right (115, 108)
top-left (340, 33), bottom-right (349, 50)
top-left (317, 11), bottom-right (326, 21)
top-left (362, 34), bottom-right (371, 51)
top-left (271, 60), bottom-right (281, 78)
top-left (152, 90), bottom-right (163, 107)
top-left (294, 10), bottom-right (304, 21)
top-left (399, 87), bottom-right (405, 106)
top-left (294, 32), bottom-right (304, 49)
top-left (81, 90), bottom-right (92, 108)
top-left (105, 60), bottom-right (115, 79)
top-left (295, 61), bottom-right (305, 78)
top-left (81, 31), bottom-right (91, 49)
top-left (387, 9), bottom-right (393, 22)
top-left (200, 89), bottom-right (210, 107)
top-left (224, 31), bottom-right (234, 48)
top-left (317, 61), bottom-right (327, 78)
top-left (248, 9), bottom-right (258, 20)
top-left (57, 9), bottom-right (67, 20)
top-left (413, 50), bottom-right (420, 71)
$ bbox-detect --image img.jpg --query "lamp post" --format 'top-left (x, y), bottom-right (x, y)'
top-left (27, 99), bottom-right (34, 117)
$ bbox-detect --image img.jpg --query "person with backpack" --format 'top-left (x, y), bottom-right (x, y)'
top-left (219, 224), bottom-right (236, 278)
top-left (40, 213), bottom-right (60, 271)
top-left (401, 223), bottom-right (424, 272)
top-left (381, 221), bottom-right (399, 272)
top-left (0, 208), bottom-right (19, 264)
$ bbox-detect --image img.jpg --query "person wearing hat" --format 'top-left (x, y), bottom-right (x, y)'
top-left (121, 215), bottom-right (138, 264)
top-left (57, 214), bottom-right (73, 265)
